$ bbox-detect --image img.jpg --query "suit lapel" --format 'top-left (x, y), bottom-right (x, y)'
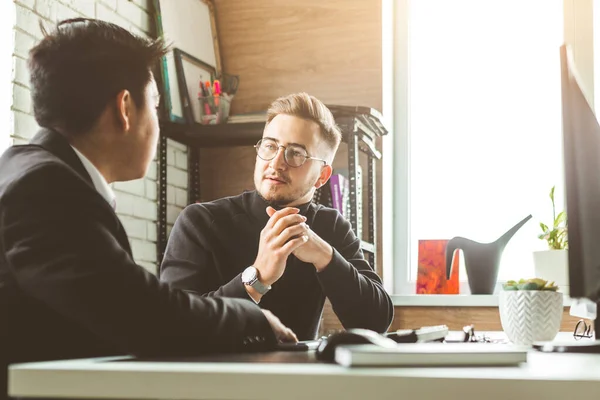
top-left (30, 128), bottom-right (133, 258)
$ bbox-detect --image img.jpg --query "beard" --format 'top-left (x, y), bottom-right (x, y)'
top-left (255, 177), bottom-right (316, 207)
top-left (256, 190), bottom-right (291, 207)
top-left (257, 187), bottom-right (313, 207)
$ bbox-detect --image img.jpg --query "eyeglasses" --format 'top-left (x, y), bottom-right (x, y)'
top-left (255, 138), bottom-right (327, 168)
top-left (574, 319), bottom-right (594, 340)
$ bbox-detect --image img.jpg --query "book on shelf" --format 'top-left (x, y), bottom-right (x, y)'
top-left (329, 173), bottom-right (346, 215)
top-left (314, 168), bottom-right (362, 238)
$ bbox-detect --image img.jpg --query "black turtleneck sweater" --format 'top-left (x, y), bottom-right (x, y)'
top-left (160, 190), bottom-right (394, 340)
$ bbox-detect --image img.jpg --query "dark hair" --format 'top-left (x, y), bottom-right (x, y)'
top-left (28, 18), bottom-right (169, 134)
top-left (266, 92), bottom-right (342, 153)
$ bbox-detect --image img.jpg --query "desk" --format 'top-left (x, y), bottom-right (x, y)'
top-left (9, 338), bottom-right (600, 400)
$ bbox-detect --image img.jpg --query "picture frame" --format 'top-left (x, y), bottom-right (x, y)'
top-left (153, 0), bottom-right (222, 123)
top-left (173, 48), bottom-right (216, 125)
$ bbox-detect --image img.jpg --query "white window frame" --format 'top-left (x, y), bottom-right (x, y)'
top-left (382, 0), bottom-right (598, 300)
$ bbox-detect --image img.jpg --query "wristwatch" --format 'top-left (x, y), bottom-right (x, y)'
top-left (242, 266), bottom-right (271, 295)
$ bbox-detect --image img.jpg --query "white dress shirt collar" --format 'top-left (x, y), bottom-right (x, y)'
top-left (70, 146), bottom-right (116, 210)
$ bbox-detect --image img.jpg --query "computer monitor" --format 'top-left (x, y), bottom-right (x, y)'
top-left (559, 43), bottom-right (600, 345)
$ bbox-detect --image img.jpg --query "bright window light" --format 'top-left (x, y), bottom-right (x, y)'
top-left (407, 0), bottom-right (564, 287)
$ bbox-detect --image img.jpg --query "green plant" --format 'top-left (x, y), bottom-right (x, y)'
top-left (502, 278), bottom-right (558, 291)
top-left (538, 186), bottom-right (568, 250)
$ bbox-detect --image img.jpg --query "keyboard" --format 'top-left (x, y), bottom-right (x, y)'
top-left (385, 325), bottom-right (449, 343)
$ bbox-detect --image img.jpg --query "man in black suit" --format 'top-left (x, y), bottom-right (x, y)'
top-left (0, 18), bottom-right (296, 399)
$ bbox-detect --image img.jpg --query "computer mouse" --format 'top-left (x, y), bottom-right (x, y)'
top-left (315, 328), bottom-right (398, 362)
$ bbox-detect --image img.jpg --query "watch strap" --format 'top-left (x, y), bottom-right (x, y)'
top-left (242, 266), bottom-right (271, 295)
top-left (251, 277), bottom-right (271, 295)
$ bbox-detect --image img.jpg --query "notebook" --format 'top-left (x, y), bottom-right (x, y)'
top-left (334, 342), bottom-right (528, 367)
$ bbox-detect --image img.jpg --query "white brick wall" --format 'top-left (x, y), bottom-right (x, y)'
top-left (9, 0), bottom-right (187, 275)
top-left (1, 5), bottom-right (15, 156)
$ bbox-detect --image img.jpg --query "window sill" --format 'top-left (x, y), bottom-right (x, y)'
top-left (392, 294), bottom-right (574, 307)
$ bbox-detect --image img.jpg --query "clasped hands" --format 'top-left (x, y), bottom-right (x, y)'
top-left (255, 206), bottom-right (333, 287)
top-left (248, 207), bottom-right (333, 343)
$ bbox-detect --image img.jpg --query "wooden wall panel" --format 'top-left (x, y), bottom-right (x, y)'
top-left (390, 307), bottom-right (583, 332)
top-left (213, 0), bottom-right (382, 115)
top-left (320, 305), bottom-right (585, 336)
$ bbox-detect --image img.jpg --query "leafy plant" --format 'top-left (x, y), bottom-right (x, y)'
top-left (538, 186), bottom-right (568, 250)
top-left (502, 278), bottom-right (558, 291)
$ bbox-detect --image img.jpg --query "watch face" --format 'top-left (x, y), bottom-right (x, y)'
top-left (242, 266), bottom-right (257, 284)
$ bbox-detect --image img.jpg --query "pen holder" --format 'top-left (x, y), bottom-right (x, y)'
top-left (197, 95), bottom-right (232, 125)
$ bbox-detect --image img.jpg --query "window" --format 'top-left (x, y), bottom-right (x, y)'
top-left (385, 0), bottom-right (565, 294)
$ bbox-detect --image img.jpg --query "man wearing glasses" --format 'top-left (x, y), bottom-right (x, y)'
top-left (160, 93), bottom-right (393, 341)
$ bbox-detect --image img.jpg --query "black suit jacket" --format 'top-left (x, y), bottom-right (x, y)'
top-left (0, 129), bottom-right (274, 399)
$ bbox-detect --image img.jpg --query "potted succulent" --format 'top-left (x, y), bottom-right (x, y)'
top-left (533, 186), bottom-right (569, 294)
top-left (499, 278), bottom-right (563, 345)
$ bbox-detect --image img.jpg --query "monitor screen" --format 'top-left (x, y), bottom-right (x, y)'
top-left (560, 44), bottom-right (600, 303)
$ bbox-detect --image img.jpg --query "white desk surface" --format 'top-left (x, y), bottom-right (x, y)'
top-left (9, 333), bottom-right (600, 400)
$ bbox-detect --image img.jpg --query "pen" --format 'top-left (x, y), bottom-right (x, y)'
top-left (199, 80), bottom-right (211, 116)
top-left (213, 79), bottom-right (221, 107)
top-left (205, 81), bottom-right (215, 113)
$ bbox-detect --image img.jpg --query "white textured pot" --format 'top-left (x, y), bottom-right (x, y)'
top-left (533, 249), bottom-right (569, 295)
top-left (499, 290), bottom-right (563, 345)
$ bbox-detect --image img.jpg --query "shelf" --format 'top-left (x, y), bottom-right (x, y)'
top-left (161, 120), bottom-right (383, 154)
top-left (160, 105), bottom-right (387, 149)
top-left (160, 121), bottom-right (265, 147)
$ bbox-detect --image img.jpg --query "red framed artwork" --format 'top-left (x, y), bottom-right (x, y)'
top-left (416, 239), bottom-right (459, 294)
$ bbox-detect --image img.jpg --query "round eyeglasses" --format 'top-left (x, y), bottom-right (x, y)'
top-left (254, 138), bottom-right (327, 168)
